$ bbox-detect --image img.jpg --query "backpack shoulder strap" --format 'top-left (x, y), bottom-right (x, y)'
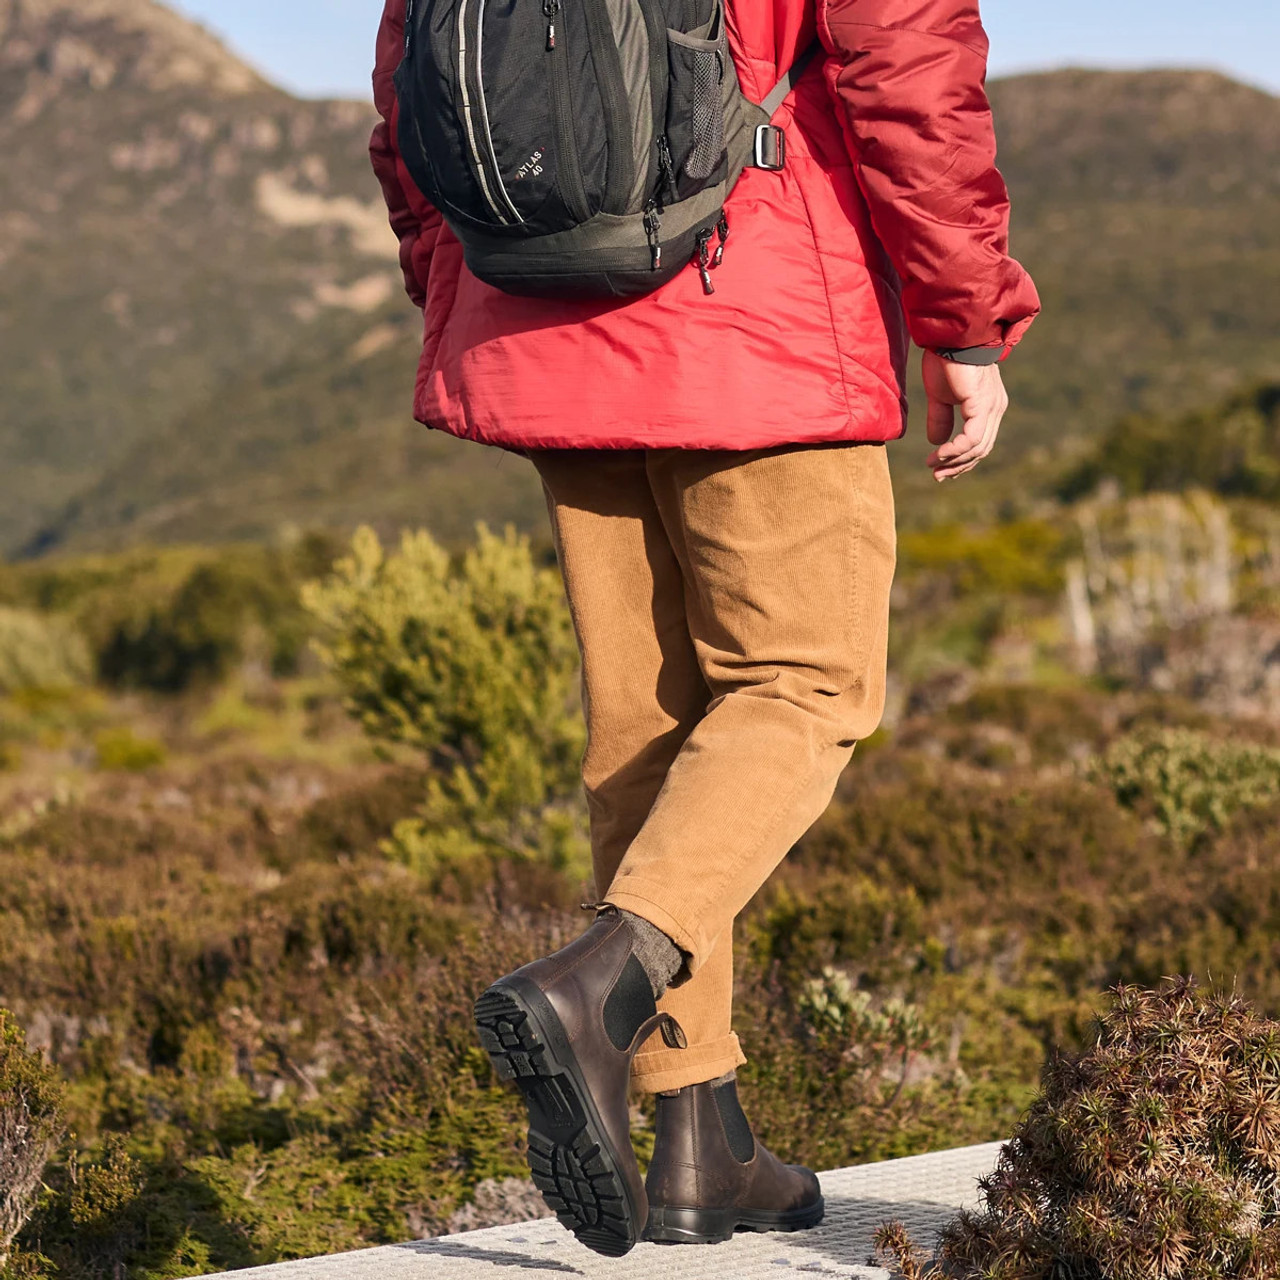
top-left (759, 39), bottom-right (822, 119)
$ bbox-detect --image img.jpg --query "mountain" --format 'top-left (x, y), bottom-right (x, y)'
top-left (0, 0), bottom-right (450, 551)
top-left (2, 1), bottom-right (1278, 553)
top-left (987, 68), bottom-right (1280, 447)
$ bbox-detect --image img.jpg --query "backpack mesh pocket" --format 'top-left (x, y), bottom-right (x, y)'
top-left (665, 28), bottom-right (729, 198)
top-left (686, 46), bottom-right (725, 180)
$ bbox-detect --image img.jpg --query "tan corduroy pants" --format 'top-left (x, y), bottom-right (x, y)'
top-left (531, 442), bottom-right (896, 1093)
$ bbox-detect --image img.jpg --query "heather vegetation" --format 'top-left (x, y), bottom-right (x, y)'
top-left (2, 386), bottom-right (1280, 1275)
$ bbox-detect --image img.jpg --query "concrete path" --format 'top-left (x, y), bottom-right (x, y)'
top-left (229, 1142), bottom-right (1001, 1280)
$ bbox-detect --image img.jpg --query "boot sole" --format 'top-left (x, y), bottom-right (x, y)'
top-left (646, 1197), bottom-right (826, 1245)
top-left (474, 979), bottom-right (642, 1258)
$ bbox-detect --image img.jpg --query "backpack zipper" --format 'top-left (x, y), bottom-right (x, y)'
top-left (643, 200), bottom-right (662, 269)
top-left (657, 135), bottom-right (677, 204)
top-left (695, 227), bottom-right (715, 294)
top-left (546, 0), bottom-right (592, 224)
top-left (458, 0), bottom-right (522, 226)
top-left (576, 0), bottom-right (636, 215)
top-left (713, 211), bottom-right (729, 266)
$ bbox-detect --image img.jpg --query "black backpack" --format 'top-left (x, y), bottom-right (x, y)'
top-left (394, 0), bottom-right (818, 299)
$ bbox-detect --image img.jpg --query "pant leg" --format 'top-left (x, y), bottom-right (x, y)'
top-left (604, 442), bottom-right (896, 973)
top-left (530, 450), bottom-right (746, 1091)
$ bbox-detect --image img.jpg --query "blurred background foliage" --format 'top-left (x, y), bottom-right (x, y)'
top-left (4, 382), bottom-right (1280, 1273)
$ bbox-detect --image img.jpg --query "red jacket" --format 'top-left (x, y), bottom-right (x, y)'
top-left (370, 0), bottom-right (1039, 451)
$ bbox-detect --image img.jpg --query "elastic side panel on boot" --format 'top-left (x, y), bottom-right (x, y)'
top-left (713, 1079), bottom-right (756, 1163)
top-left (603, 953), bottom-right (658, 1051)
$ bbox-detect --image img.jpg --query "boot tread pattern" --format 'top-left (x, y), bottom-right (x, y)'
top-left (475, 985), bottom-right (636, 1258)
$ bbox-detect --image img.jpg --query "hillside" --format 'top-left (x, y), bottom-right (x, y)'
top-left (0, 0), bottom-right (412, 550)
top-left (2, 1), bottom-right (1279, 552)
top-left (988, 68), bottom-right (1280, 451)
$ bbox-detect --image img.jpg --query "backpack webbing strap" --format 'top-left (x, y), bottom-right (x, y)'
top-left (760, 39), bottom-right (822, 119)
top-left (750, 40), bottom-right (822, 170)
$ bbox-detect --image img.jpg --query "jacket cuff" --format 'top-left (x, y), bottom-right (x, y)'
top-left (934, 344), bottom-right (1007, 366)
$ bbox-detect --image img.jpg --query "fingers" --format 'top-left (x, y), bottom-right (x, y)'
top-left (928, 385), bottom-right (1009, 482)
top-left (930, 418), bottom-right (996, 480)
top-left (920, 353), bottom-right (1010, 481)
top-left (925, 395), bottom-right (956, 447)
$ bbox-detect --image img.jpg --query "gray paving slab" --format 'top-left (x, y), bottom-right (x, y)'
top-left (228, 1142), bottom-right (1002, 1279)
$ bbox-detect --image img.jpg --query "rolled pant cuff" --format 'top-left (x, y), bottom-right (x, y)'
top-left (604, 881), bottom-right (710, 974)
top-left (631, 1031), bottom-right (747, 1094)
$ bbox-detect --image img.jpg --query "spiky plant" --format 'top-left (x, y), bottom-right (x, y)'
top-left (874, 978), bottom-right (1280, 1280)
top-left (1, 1011), bottom-right (66, 1267)
top-left (874, 1220), bottom-right (932, 1279)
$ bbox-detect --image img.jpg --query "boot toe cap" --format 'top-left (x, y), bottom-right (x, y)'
top-left (790, 1163), bottom-right (823, 1208)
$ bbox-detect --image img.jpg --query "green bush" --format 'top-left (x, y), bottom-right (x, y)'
top-left (304, 526), bottom-right (588, 884)
top-left (0, 1012), bottom-right (66, 1267)
top-left (1094, 727), bottom-right (1280, 845)
top-left (798, 967), bottom-right (932, 1060)
top-left (898, 520), bottom-right (1068, 599)
top-left (0, 609), bottom-right (90, 694)
top-left (93, 727), bottom-right (167, 773)
top-left (15, 928), bottom-right (559, 1273)
top-left (1060, 382), bottom-right (1280, 502)
top-left (96, 563), bottom-right (259, 693)
top-left (33, 541), bottom-right (333, 695)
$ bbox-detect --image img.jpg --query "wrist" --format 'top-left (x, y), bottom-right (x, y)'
top-left (932, 345), bottom-right (1007, 367)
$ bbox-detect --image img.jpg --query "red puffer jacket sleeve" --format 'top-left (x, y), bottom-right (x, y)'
top-left (371, 0), bottom-right (442, 310)
top-left (817, 0), bottom-right (1040, 355)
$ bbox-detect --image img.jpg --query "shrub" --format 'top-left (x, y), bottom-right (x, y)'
top-left (1059, 383), bottom-right (1280, 502)
top-left (0, 609), bottom-right (90, 694)
top-left (734, 963), bottom-right (955, 1171)
top-left (86, 545), bottom-right (323, 694)
top-left (304, 526), bottom-right (588, 884)
top-left (96, 563), bottom-right (255, 693)
top-left (16, 923), bottom-right (564, 1271)
top-left (877, 978), bottom-right (1280, 1280)
top-left (0, 1012), bottom-right (66, 1267)
top-left (798, 967), bottom-right (932, 1064)
top-left (1094, 727), bottom-right (1280, 845)
top-left (898, 520), bottom-right (1068, 599)
top-left (93, 727), bottom-right (167, 772)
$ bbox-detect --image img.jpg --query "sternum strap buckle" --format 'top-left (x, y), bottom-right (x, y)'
top-left (752, 124), bottom-right (787, 172)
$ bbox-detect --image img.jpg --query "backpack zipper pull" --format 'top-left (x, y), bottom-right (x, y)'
top-left (543, 0), bottom-right (559, 50)
top-left (695, 228), bottom-right (715, 294)
top-left (643, 202), bottom-right (662, 270)
top-left (657, 136), bottom-right (677, 202)
top-left (712, 211), bottom-right (730, 267)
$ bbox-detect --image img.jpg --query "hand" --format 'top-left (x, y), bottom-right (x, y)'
top-left (923, 351), bottom-right (1010, 482)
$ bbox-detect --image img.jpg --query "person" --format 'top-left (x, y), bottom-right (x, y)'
top-left (371, 0), bottom-right (1038, 1257)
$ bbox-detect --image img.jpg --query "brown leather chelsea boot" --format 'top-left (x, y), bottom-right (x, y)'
top-left (474, 906), bottom-right (685, 1257)
top-left (645, 1074), bottom-right (824, 1245)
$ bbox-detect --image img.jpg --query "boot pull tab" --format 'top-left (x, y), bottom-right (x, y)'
top-left (660, 1015), bottom-right (688, 1050)
top-left (579, 900), bottom-right (610, 913)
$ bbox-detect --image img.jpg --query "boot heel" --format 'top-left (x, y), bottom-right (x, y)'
top-left (646, 1205), bottom-right (737, 1245)
top-left (474, 983), bottom-right (639, 1258)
